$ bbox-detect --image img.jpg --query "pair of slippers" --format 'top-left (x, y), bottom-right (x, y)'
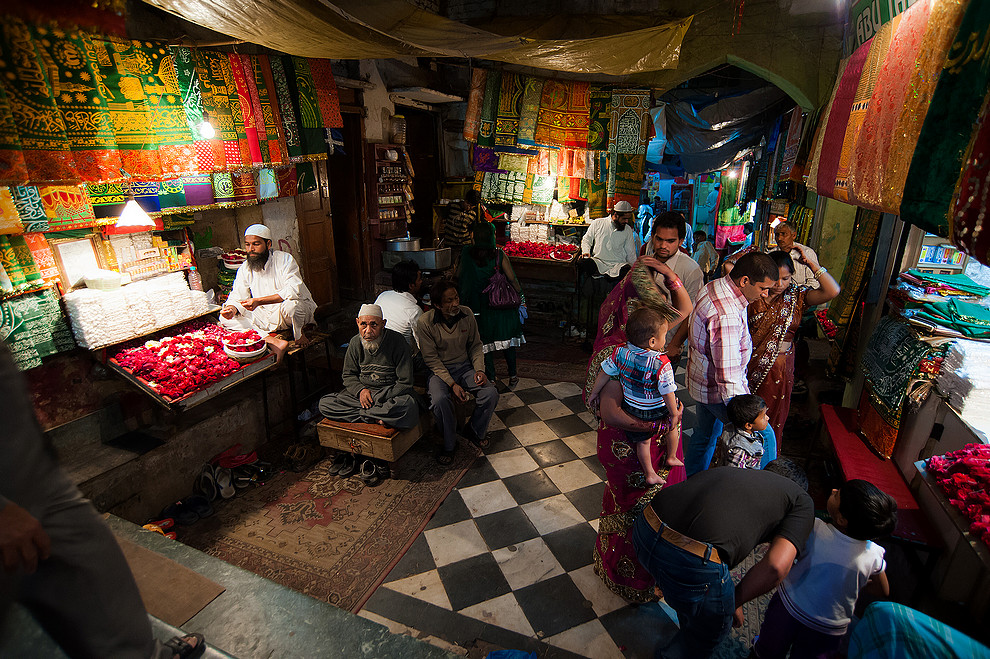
top-left (285, 442), bottom-right (323, 472)
top-left (142, 517), bottom-right (177, 540)
top-left (328, 453), bottom-right (388, 486)
top-left (160, 495), bottom-right (213, 526)
top-left (196, 462), bottom-right (271, 501)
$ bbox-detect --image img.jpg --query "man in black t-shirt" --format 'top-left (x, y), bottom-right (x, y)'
top-left (632, 465), bottom-right (814, 658)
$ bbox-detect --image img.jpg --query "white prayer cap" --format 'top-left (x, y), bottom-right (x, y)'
top-left (358, 304), bottom-right (383, 319)
top-left (244, 224), bottom-right (272, 240)
top-left (612, 200), bottom-right (634, 213)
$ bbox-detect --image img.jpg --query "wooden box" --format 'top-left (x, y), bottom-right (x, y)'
top-left (317, 413), bottom-right (430, 462)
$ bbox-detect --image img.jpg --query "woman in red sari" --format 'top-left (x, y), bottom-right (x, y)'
top-left (747, 248), bottom-right (839, 440)
top-left (585, 256), bottom-right (693, 602)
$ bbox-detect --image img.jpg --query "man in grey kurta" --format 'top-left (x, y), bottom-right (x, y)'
top-left (319, 304), bottom-right (419, 430)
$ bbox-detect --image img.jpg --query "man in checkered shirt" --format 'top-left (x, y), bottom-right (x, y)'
top-left (685, 252), bottom-right (780, 476)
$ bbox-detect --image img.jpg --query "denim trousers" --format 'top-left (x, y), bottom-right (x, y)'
top-left (685, 401), bottom-right (777, 476)
top-left (632, 514), bottom-right (735, 659)
top-left (428, 361), bottom-right (499, 451)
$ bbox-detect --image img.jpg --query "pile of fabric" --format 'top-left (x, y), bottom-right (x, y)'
top-left (0, 288), bottom-right (76, 370)
top-left (894, 270), bottom-right (990, 338)
top-left (935, 340), bottom-right (990, 437)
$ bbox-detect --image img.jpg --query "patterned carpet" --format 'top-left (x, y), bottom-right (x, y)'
top-left (180, 438), bottom-right (477, 612)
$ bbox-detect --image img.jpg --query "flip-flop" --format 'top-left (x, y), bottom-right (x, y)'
top-left (461, 424), bottom-right (491, 450)
top-left (232, 464), bottom-right (260, 488)
top-left (195, 464), bottom-right (219, 501)
top-left (214, 467), bottom-right (236, 498)
top-left (163, 632), bottom-right (206, 659)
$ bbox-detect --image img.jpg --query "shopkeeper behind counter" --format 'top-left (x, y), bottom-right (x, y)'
top-left (221, 224), bottom-right (317, 360)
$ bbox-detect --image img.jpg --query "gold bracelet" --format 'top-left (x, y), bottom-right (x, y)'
top-left (813, 266), bottom-right (827, 279)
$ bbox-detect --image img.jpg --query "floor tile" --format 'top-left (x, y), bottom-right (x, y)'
top-left (599, 600), bottom-right (678, 659)
top-left (526, 439), bottom-right (579, 468)
top-left (501, 470), bottom-right (562, 506)
top-left (676, 388), bottom-right (696, 408)
top-left (488, 414), bottom-right (507, 432)
top-left (545, 414), bottom-right (593, 439)
top-left (487, 447), bottom-right (541, 479)
top-left (458, 480), bottom-right (518, 517)
top-left (589, 519), bottom-right (599, 532)
top-left (562, 431), bottom-right (597, 458)
top-left (544, 460), bottom-right (602, 493)
top-left (546, 619), bottom-right (624, 659)
top-left (569, 565), bottom-right (629, 617)
top-left (424, 491), bottom-right (472, 530)
top-left (560, 394), bottom-right (589, 414)
top-left (436, 553), bottom-right (512, 611)
top-left (457, 457), bottom-right (501, 488)
top-left (544, 381), bottom-right (583, 399)
top-left (424, 519), bottom-right (488, 567)
top-left (543, 523), bottom-right (598, 572)
top-left (509, 421), bottom-right (558, 446)
top-left (486, 429), bottom-right (523, 454)
top-left (529, 399), bottom-right (573, 421)
top-left (384, 533), bottom-right (436, 582)
top-left (475, 507), bottom-right (540, 551)
top-left (492, 537), bottom-right (565, 590)
top-left (681, 407), bottom-right (697, 433)
top-left (459, 593), bottom-right (536, 638)
top-left (383, 569), bottom-right (452, 610)
top-left (514, 574), bottom-right (596, 638)
top-left (497, 406), bottom-right (541, 427)
top-left (512, 377), bottom-right (542, 391)
top-left (515, 387), bottom-right (556, 405)
top-left (495, 392), bottom-right (525, 411)
top-left (582, 456), bottom-right (607, 481)
top-left (520, 494), bottom-right (587, 535)
top-left (563, 482), bottom-right (605, 522)
top-left (577, 411), bottom-right (597, 428)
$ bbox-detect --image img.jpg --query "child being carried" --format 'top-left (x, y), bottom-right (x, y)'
top-left (589, 307), bottom-right (683, 485)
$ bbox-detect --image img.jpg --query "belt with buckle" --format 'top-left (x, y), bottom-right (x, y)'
top-left (644, 505), bottom-right (722, 564)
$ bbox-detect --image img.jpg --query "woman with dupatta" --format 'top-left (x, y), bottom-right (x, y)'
top-left (747, 249), bottom-right (839, 439)
top-left (585, 256), bottom-right (693, 601)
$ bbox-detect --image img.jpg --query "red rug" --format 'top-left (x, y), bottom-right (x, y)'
top-left (180, 439), bottom-right (477, 612)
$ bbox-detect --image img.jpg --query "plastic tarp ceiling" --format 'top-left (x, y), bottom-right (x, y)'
top-left (141, 0), bottom-right (692, 75)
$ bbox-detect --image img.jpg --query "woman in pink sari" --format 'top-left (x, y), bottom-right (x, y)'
top-left (585, 257), bottom-right (693, 602)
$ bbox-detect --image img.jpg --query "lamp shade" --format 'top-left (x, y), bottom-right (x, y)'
top-left (116, 198), bottom-right (156, 229)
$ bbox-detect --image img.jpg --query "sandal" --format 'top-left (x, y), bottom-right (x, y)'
top-left (214, 467), bottom-right (236, 499)
top-left (233, 464), bottom-right (260, 488)
top-left (163, 632), bottom-right (206, 659)
top-left (436, 449), bottom-right (455, 466)
top-left (508, 376), bottom-right (520, 388)
top-left (194, 464), bottom-right (219, 502)
top-left (462, 424), bottom-right (491, 450)
top-left (358, 459), bottom-right (383, 487)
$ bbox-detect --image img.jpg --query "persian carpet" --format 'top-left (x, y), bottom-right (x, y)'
top-left (180, 439), bottom-right (476, 613)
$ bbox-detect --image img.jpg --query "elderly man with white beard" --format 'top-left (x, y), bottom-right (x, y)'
top-left (221, 224), bottom-right (317, 361)
top-left (318, 304), bottom-right (419, 430)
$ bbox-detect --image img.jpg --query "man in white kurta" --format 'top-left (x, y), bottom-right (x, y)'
top-left (580, 200), bottom-right (639, 279)
top-left (221, 224), bottom-right (317, 359)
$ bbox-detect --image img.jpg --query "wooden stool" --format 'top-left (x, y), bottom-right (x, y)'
top-left (316, 413), bottom-right (431, 471)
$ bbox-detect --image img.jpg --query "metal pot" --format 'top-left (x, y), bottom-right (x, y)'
top-left (386, 237), bottom-right (421, 251)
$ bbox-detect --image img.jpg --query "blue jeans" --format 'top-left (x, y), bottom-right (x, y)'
top-left (632, 514), bottom-right (735, 659)
top-left (686, 401), bottom-right (777, 476)
top-left (428, 361), bottom-right (499, 452)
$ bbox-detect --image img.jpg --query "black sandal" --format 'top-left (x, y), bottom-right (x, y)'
top-left (163, 632), bottom-right (206, 659)
top-left (462, 425), bottom-right (491, 450)
top-left (436, 449), bottom-right (455, 466)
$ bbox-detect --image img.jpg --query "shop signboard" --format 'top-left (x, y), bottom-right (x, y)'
top-left (851, 0), bottom-right (920, 50)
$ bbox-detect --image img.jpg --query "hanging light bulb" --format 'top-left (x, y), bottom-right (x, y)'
top-left (116, 196), bottom-right (156, 228)
top-left (199, 111), bottom-right (215, 139)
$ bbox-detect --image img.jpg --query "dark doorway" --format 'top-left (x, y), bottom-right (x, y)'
top-left (400, 108), bottom-right (442, 245)
top-left (328, 112), bottom-right (372, 301)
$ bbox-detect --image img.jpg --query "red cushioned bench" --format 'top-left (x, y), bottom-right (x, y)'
top-left (817, 403), bottom-right (940, 552)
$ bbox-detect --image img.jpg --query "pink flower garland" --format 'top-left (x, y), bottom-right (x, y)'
top-left (928, 443), bottom-right (990, 548)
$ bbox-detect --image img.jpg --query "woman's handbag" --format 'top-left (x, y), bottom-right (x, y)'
top-left (483, 252), bottom-right (521, 309)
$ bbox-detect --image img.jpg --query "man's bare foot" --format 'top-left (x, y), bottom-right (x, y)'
top-left (163, 632), bottom-right (205, 659)
top-left (265, 335), bottom-right (290, 363)
top-left (666, 457), bottom-right (684, 468)
top-left (644, 471), bottom-right (667, 486)
top-left (295, 334), bottom-right (312, 349)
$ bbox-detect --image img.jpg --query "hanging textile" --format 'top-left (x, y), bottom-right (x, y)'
top-left (30, 26), bottom-right (122, 182)
top-left (902, 0), bottom-right (990, 238)
top-left (0, 188), bottom-right (22, 234)
top-left (477, 69), bottom-right (501, 149)
top-left (525, 174), bottom-right (555, 205)
top-left (156, 178), bottom-right (186, 210)
top-left (0, 236), bottom-right (26, 287)
top-left (480, 171), bottom-right (526, 204)
top-left (193, 49), bottom-right (251, 169)
top-left (86, 181), bottom-right (127, 220)
top-left (255, 55), bottom-right (288, 165)
top-left (809, 51), bottom-right (865, 196)
top-left (11, 186), bottom-right (48, 232)
top-left (847, 0), bottom-right (936, 213)
top-left (276, 165), bottom-right (297, 197)
top-left (180, 173), bottom-right (215, 209)
top-left (777, 107), bottom-right (804, 179)
top-left (8, 235), bottom-right (41, 284)
top-left (284, 56), bottom-right (327, 161)
top-left (231, 171), bottom-right (257, 205)
top-left (268, 56), bottom-right (300, 163)
top-left (534, 80), bottom-right (591, 149)
top-left (212, 171), bottom-right (236, 206)
top-left (494, 72), bottom-right (524, 147)
top-left (22, 233), bottom-right (58, 284)
top-left (472, 146), bottom-right (502, 173)
top-left (171, 46), bottom-right (226, 172)
top-left (607, 89), bottom-right (650, 208)
top-left (0, 80), bottom-right (28, 184)
top-left (255, 168), bottom-right (278, 200)
top-left (587, 180), bottom-right (607, 218)
top-left (832, 19), bottom-right (896, 202)
top-left (714, 171), bottom-right (743, 249)
top-left (307, 58), bottom-right (343, 130)
top-left (0, 19), bottom-right (79, 183)
top-left (463, 67), bottom-right (487, 142)
top-left (587, 85), bottom-right (611, 151)
top-left (130, 181), bottom-right (161, 215)
top-left (228, 53), bottom-right (263, 166)
top-left (39, 185), bottom-right (95, 231)
top-left (497, 153), bottom-right (530, 173)
top-left (516, 76), bottom-right (544, 146)
top-left (950, 91), bottom-right (990, 263)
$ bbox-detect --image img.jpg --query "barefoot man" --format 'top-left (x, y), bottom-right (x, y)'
top-left (220, 224), bottom-right (317, 361)
top-left (318, 304), bottom-right (419, 429)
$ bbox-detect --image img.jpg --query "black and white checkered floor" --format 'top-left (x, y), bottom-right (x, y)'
top-left (360, 368), bottom-right (700, 658)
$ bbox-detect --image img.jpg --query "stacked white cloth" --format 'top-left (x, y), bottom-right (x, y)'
top-left (937, 339), bottom-right (990, 435)
top-left (63, 289), bottom-right (109, 349)
top-left (188, 290), bottom-right (211, 314)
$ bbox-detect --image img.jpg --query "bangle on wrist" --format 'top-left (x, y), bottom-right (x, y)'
top-left (666, 278), bottom-right (683, 291)
top-left (813, 266), bottom-right (827, 279)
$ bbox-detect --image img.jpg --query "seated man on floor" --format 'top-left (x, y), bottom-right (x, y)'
top-left (417, 280), bottom-right (499, 464)
top-left (221, 223), bottom-right (318, 360)
top-left (318, 304), bottom-right (419, 430)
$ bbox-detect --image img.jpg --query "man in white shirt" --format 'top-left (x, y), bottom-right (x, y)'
top-left (374, 260), bottom-right (423, 353)
top-left (774, 221), bottom-right (820, 290)
top-left (642, 211), bottom-right (705, 363)
top-left (580, 200), bottom-right (639, 279)
top-left (221, 224), bottom-right (317, 361)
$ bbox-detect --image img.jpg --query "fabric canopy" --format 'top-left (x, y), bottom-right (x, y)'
top-left (142, 0), bottom-right (691, 75)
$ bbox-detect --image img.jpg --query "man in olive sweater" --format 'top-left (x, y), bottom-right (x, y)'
top-left (319, 304), bottom-right (419, 429)
top-left (417, 281), bottom-right (499, 464)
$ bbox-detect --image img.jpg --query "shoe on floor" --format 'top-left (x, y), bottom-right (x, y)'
top-left (508, 375), bottom-right (520, 388)
top-left (336, 453), bottom-right (358, 477)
